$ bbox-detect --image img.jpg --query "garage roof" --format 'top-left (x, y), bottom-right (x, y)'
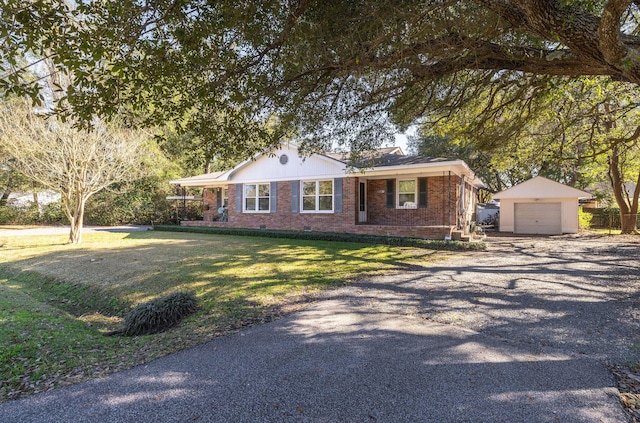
top-left (493, 176), bottom-right (592, 200)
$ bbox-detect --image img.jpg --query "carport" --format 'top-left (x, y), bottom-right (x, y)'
top-left (493, 176), bottom-right (592, 234)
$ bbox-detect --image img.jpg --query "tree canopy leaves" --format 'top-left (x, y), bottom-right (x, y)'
top-left (4, 1), bottom-right (640, 154)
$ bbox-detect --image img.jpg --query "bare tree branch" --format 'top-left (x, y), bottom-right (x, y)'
top-left (0, 98), bottom-right (150, 243)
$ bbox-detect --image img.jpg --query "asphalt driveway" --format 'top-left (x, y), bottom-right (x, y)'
top-left (1, 233), bottom-right (638, 422)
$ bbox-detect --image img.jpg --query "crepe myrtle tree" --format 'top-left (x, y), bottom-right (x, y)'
top-left (0, 98), bottom-right (150, 243)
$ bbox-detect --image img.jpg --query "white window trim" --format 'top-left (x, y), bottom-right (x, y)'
top-left (222, 187), bottom-right (229, 208)
top-left (243, 182), bottom-right (271, 213)
top-left (397, 178), bottom-right (417, 209)
top-left (300, 179), bottom-right (334, 213)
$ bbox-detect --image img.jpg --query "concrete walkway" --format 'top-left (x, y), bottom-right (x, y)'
top-left (0, 233), bottom-right (636, 422)
top-left (0, 225), bottom-right (151, 237)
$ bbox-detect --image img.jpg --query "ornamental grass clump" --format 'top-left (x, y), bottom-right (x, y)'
top-left (106, 291), bottom-right (198, 336)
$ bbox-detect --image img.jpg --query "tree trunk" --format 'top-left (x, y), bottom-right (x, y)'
top-left (620, 212), bottom-right (638, 233)
top-left (68, 198), bottom-right (86, 244)
top-left (608, 146), bottom-right (638, 234)
top-left (33, 191), bottom-right (40, 218)
top-left (622, 169), bottom-right (640, 233)
top-left (0, 190), bottom-right (9, 206)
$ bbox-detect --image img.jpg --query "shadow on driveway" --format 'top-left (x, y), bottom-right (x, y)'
top-left (0, 298), bottom-right (629, 422)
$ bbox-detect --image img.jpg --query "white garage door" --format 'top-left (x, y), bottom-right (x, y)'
top-left (514, 202), bottom-right (562, 234)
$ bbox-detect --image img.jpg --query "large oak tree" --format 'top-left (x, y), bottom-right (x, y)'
top-left (419, 76), bottom-right (640, 232)
top-left (3, 1), bottom-right (640, 148)
top-left (2, 1), bottom-right (640, 232)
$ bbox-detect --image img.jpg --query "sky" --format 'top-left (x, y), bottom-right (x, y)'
top-left (394, 133), bottom-right (410, 153)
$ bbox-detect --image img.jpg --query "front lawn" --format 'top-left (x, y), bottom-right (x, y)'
top-left (0, 230), bottom-right (446, 401)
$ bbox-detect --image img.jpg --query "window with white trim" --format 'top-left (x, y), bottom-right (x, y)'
top-left (244, 183), bottom-right (270, 212)
top-left (302, 180), bottom-right (333, 212)
top-left (222, 187), bottom-right (229, 208)
top-left (398, 179), bottom-right (417, 208)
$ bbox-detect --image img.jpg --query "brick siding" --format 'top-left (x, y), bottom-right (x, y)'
top-left (184, 175), bottom-right (469, 240)
top-left (366, 176), bottom-right (455, 226)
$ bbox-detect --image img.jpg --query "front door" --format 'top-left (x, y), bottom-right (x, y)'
top-left (358, 181), bottom-right (367, 223)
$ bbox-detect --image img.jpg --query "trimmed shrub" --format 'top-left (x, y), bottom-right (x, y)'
top-left (39, 202), bottom-right (67, 224)
top-left (106, 291), bottom-right (198, 336)
top-left (153, 225), bottom-right (486, 251)
top-left (0, 205), bottom-right (19, 224)
top-left (0, 204), bottom-right (40, 224)
top-left (0, 202), bottom-right (66, 225)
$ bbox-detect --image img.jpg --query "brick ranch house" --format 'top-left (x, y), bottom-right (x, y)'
top-left (170, 143), bottom-right (485, 240)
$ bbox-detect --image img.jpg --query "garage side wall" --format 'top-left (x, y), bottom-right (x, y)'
top-left (498, 198), bottom-right (580, 234)
top-left (498, 199), bottom-right (515, 232)
top-left (560, 199), bottom-right (580, 234)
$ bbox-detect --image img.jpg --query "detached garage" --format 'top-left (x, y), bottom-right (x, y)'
top-left (493, 176), bottom-right (592, 235)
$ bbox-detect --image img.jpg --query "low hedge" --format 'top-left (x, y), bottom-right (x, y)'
top-left (153, 225), bottom-right (486, 251)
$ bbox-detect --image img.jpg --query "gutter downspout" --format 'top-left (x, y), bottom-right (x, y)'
top-left (460, 175), bottom-right (466, 231)
top-left (448, 171), bottom-right (452, 226)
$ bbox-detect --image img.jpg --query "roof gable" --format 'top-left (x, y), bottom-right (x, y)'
top-left (227, 143), bottom-right (346, 182)
top-left (493, 176), bottom-right (592, 199)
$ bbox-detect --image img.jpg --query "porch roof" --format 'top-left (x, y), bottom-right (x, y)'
top-left (169, 171), bottom-right (226, 187)
top-left (318, 151), bottom-right (484, 188)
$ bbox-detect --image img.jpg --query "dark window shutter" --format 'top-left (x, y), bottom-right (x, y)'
top-left (216, 189), bottom-right (222, 209)
top-left (386, 179), bottom-right (395, 208)
top-left (418, 177), bottom-right (428, 208)
top-left (334, 178), bottom-right (343, 213)
top-left (235, 183), bottom-right (243, 213)
top-left (270, 182), bottom-right (277, 213)
top-left (291, 180), bottom-right (299, 213)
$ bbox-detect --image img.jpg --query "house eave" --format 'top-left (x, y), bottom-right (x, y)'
top-left (169, 171), bottom-right (227, 187)
top-left (352, 160), bottom-right (485, 188)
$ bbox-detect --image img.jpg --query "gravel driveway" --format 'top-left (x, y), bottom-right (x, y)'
top-left (1, 232), bottom-right (638, 422)
top-left (335, 233), bottom-right (640, 364)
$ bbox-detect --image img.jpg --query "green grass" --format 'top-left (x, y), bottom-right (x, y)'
top-left (0, 230), bottom-right (450, 401)
top-left (587, 228), bottom-right (623, 235)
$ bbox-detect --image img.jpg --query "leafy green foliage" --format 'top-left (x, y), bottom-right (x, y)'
top-left (0, 201), bottom-right (67, 225)
top-left (84, 176), bottom-right (176, 226)
top-left (39, 202), bottom-right (67, 224)
top-left (6, 1), bottom-right (640, 156)
top-left (0, 204), bottom-right (37, 224)
top-left (109, 291), bottom-right (198, 337)
top-left (582, 208), bottom-right (623, 229)
top-left (420, 76), bottom-right (640, 231)
top-left (578, 207), bottom-right (593, 230)
top-left (407, 134), bottom-right (508, 193)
